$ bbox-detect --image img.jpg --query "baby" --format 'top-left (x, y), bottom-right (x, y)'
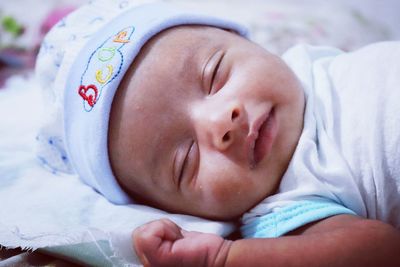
top-left (36, 1), bottom-right (400, 266)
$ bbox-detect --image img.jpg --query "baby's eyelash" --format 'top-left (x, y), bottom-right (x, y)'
top-left (178, 141), bottom-right (194, 185)
top-left (209, 53), bottom-right (225, 94)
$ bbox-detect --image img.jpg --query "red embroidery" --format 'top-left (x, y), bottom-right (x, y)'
top-left (78, 84), bottom-right (98, 107)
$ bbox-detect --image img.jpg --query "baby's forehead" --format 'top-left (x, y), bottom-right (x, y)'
top-left (145, 25), bottom-right (235, 57)
top-left (122, 27), bottom-right (216, 79)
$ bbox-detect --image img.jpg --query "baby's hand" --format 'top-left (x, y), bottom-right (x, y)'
top-left (133, 218), bottom-right (232, 267)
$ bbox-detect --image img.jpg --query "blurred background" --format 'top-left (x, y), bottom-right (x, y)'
top-left (0, 0), bottom-right (399, 88)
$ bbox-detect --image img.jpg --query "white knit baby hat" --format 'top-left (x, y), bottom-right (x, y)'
top-left (35, 0), bottom-right (247, 204)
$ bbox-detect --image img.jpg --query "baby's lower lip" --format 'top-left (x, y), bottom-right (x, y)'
top-left (253, 108), bottom-right (277, 166)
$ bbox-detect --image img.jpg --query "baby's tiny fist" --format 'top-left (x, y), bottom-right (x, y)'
top-left (133, 218), bottom-right (184, 266)
top-left (132, 218), bottom-right (231, 267)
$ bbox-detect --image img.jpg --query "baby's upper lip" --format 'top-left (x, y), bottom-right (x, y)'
top-left (246, 110), bottom-right (270, 168)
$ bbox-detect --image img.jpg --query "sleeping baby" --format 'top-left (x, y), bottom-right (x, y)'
top-left (35, 1), bottom-right (400, 266)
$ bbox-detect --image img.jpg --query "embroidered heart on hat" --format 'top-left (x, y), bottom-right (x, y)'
top-left (78, 84), bottom-right (98, 107)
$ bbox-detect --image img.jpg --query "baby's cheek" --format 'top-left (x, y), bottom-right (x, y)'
top-left (201, 175), bottom-right (255, 217)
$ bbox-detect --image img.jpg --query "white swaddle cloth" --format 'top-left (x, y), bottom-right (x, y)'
top-left (243, 42), bottom-right (400, 235)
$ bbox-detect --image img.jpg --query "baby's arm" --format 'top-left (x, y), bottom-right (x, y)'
top-left (133, 215), bottom-right (400, 267)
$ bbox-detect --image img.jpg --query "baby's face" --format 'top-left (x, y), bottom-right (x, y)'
top-left (109, 26), bottom-right (304, 220)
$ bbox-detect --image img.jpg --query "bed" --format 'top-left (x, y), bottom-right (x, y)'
top-left (1, 0), bottom-right (399, 266)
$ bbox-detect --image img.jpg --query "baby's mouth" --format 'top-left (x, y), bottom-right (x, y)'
top-left (248, 108), bottom-right (277, 169)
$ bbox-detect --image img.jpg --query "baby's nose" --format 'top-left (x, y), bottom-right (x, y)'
top-left (197, 101), bottom-right (247, 152)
